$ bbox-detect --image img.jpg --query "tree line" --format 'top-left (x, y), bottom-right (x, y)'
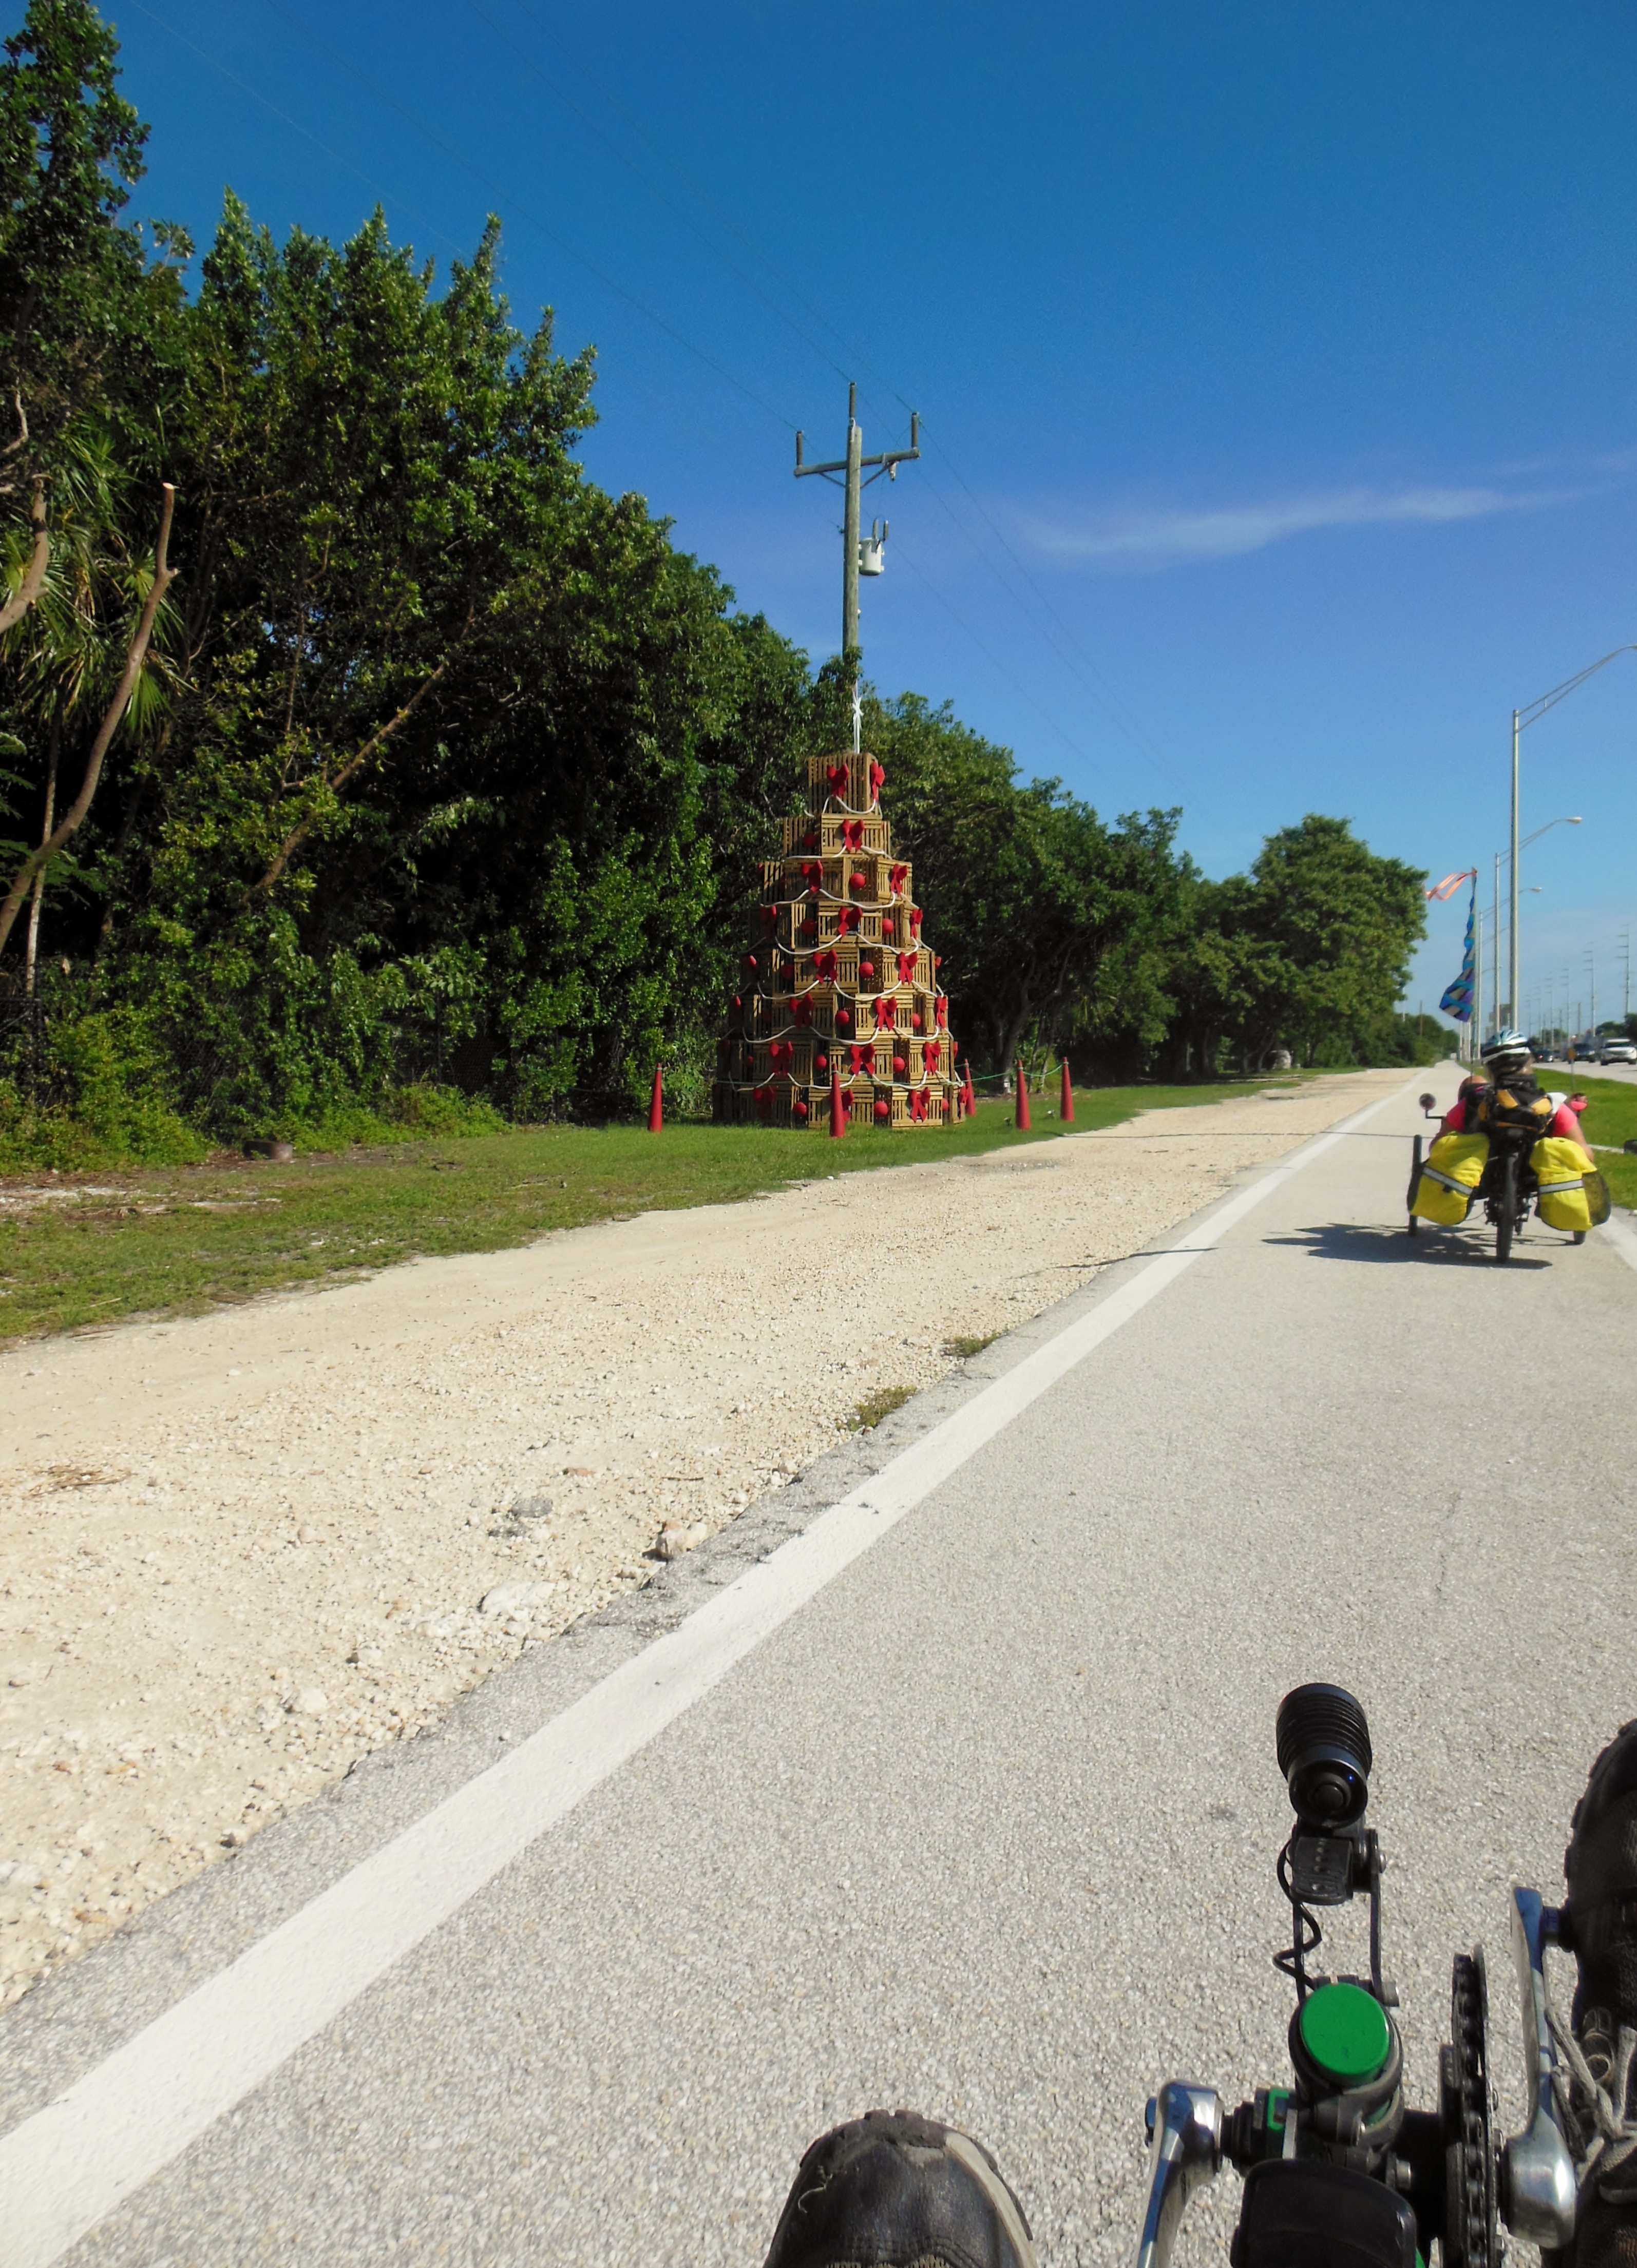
top-left (0, 1), bottom-right (1436, 1153)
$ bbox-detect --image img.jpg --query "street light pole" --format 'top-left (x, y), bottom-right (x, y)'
top-left (1510, 706), bottom-right (1521, 1027)
top-left (1510, 643), bottom-right (1635, 1034)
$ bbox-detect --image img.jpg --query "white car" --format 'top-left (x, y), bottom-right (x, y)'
top-left (1600, 1038), bottom-right (1637, 1065)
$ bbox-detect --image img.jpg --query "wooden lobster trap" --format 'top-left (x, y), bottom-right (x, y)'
top-left (751, 1036), bottom-right (817, 1085)
top-left (816, 812), bottom-right (889, 857)
top-left (806, 752), bottom-right (881, 811)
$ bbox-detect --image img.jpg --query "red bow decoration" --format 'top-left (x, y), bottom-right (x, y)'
top-left (849, 1044), bottom-right (870, 1075)
top-left (909, 905), bottom-right (923, 937)
top-left (814, 949), bottom-right (839, 981)
top-left (791, 995), bottom-right (814, 1028)
top-left (869, 759), bottom-right (885, 802)
top-left (758, 905), bottom-right (778, 936)
top-left (801, 860), bottom-right (823, 893)
top-left (803, 828), bottom-right (819, 852)
top-left (889, 861), bottom-right (909, 896)
top-left (827, 761), bottom-right (850, 798)
top-left (935, 996), bottom-right (948, 1030)
top-left (923, 1042), bottom-right (941, 1073)
top-left (842, 819), bottom-right (865, 851)
top-left (754, 1085), bottom-right (774, 1121)
top-left (836, 904), bottom-right (860, 936)
top-left (769, 1041), bottom-right (794, 1074)
top-left (875, 994), bottom-right (896, 1030)
top-left (897, 952), bottom-right (918, 986)
top-left (909, 1089), bottom-right (929, 1123)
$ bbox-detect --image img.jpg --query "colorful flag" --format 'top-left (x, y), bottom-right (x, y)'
top-left (1426, 867), bottom-right (1477, 902)
top-left (1438, 876), bottom-right (1477, 1023)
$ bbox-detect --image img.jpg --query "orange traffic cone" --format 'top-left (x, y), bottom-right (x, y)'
top-left (648, 1064), bottom-right (664, 1131)
top-left (1015, 1060), bottom-right (1031, 1130)
top-left (1060, 1060), bottom-right (1074, 1122)
top-left (830, 1062), bottom-right (846, 1138)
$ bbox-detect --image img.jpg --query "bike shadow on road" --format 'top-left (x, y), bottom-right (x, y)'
top-left (1267, 1223), bottom-right (1554, 1269)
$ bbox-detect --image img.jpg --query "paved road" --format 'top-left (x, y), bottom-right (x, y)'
top-left (4, 1069), bottom-right (1636, 2268)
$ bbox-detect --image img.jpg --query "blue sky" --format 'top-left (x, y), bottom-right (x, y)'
top-left (106, 0), bottom-right (1637, 1031)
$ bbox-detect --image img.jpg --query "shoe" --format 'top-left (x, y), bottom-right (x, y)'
top-left (762, 2108), bottom-right (1037, 2268)
top-left (1564, 1722), bottom-right (1637, 2268)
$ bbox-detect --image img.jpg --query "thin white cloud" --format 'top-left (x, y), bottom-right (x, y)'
top-left (1025, 481), bottom-right (1577, 569)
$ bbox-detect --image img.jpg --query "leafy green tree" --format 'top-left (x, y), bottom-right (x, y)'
top-left (1165, 815), bottom-right (1427, 1070)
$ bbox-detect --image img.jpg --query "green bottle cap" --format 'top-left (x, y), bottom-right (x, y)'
top-left (1298, 1982), bottom-right (1391, 2084)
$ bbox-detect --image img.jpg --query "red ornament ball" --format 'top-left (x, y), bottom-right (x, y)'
top-left (852, 870), bottom-right (867, 889)
top-left (816, 1053), bottom-right (829, 1074)
top-left (732, 995), bottom-right (741, 1013)
top-left (912, 1013), bottom-right (923, 1030)
top-left (860, 959), bottom-right (874, 980)
top-left (837, 1010), bottom-right (851, 1030)
top-left (793, 1100), bottom-right (809, 1120)
top-left (874, 1100), bottom-right (890, 1121)
top-left (893, 1053), bottom-right (906, 1074)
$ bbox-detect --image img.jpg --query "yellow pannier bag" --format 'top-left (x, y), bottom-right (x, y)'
top-left (1531, 1136), bottom-right (1596, 1233)
top-left (1413, 1131), bottom-right (1489, 1224)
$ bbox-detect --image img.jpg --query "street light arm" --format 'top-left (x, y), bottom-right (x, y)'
top-left (1518, 645), bottom-right (1637, 731)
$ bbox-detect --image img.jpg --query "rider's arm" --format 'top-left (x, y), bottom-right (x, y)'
top-left (1551, 1103), bottom-right (1595, 1162)
top-left (1440, 1097), bottom-right (1470, 1136)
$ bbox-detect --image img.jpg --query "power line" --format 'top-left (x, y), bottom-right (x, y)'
top-left (126, 0), bottom-right (471, 261)
top-left (249, 0), bottom-right (800, 430)
top-left (466, 3), bottom-right (1175, 784)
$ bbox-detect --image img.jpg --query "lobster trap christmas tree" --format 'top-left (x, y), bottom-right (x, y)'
top-left (713, 751), bottom-right (965, 1129)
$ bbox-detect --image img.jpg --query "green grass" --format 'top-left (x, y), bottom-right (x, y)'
top-left (1563, 1075), bottom-right (1637, 1210)
top-left (0, 1072), bottom-right (1323, 1346)
top-left (847, 1383), bottom-right (916, 1431)
top-left (944, 1331), bottom-right (999, 1358)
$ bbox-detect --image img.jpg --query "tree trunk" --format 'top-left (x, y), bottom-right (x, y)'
top-left (0, 485), bottom-right (177, 963)
top-left (23, 723), bottom-right (58, 996)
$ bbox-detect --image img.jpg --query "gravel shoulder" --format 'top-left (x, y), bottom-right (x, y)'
top-left (0, 1070), bottom-right (1404, 2003)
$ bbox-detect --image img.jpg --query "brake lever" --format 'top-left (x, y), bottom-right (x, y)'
top-left (1137, 2082), bottom-right (1223, 2268)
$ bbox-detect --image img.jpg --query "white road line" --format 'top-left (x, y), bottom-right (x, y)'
top-left (1602, 1209), bottom-right (1637, 1276)
top-left (0, 1077), bottom-right (1418, 2268)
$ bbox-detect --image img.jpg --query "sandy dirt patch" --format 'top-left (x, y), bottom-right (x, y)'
top-left (0, 1070), bottom-right (1406, 2001)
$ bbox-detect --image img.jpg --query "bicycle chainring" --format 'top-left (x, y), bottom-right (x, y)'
top-left (1442, 1948), bottom-right (1501, 2268)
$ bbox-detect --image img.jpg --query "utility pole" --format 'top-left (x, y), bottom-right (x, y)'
top-left (1473, 900), bottom-right (1484, 1056)
top-left (1492, 853), bottom-right (1502, 1027)
top-left (1587, 949), bottom-right (1596, 1039)
top-left (1622, 926), bottom-right (1631, 1025)
top-left (1509, 707), bottom-right (1521, 1031)
top-left (795, 383), bottom-right (920, 749)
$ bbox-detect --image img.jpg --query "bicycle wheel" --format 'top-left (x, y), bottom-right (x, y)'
top-left (1407, 1134), bottom-right (1422, 1235)
top-left (1495, 1152), bottom-right (1517, 1264)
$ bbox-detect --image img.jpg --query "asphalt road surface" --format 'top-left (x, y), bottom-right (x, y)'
top-left (4, 1068), bottom-right (1636, 2268)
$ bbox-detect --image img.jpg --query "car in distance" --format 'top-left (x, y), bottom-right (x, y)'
top-left (1600, 1037), bottom-right (1637, 1065)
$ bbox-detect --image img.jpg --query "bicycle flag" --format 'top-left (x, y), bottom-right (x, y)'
top-left (1437, 872), bottom-right (1478, 1024)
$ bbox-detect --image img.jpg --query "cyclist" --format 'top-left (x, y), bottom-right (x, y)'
top-left (1440, 1027), bottom-right (1592, 1155)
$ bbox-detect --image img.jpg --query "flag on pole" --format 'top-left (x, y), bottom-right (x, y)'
top-left (1425, 868), bottom-right (1477, 902)
top-left (1438, 875), bottom-right (1477, 1023)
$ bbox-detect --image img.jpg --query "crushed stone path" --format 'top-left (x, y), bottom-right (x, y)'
top-left (0, 1071), bottom-right (1403, 2003)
